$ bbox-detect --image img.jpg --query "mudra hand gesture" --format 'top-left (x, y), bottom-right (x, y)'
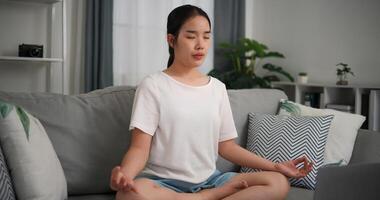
top-left (110, 166), bottom-right (139, 193)
top-left (274, 156), bottom-right (313, 178)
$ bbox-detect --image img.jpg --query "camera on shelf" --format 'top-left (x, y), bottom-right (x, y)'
top-left (18, 44), bottom-right (43, 58)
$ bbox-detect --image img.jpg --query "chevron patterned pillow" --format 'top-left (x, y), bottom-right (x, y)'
top-left (0, 147), bottom-right (16, 200)
top-left (241, 113), bottom-right (334, 190)
top-left (278, 99), bottom-right (365, 166)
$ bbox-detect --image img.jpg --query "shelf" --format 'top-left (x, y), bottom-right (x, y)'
top-left (1, 0), bottom-right (61, 4)
top-left (271, 81), bottom-right (380, 130)
top-left (272, 81), bottom-right (380, 89)
top-left (0, 0), bottom-right (65, 94)
top-left (0, 56), bottom-right (63, 63)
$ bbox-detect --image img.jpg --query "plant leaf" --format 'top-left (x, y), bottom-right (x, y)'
top-left (248, 39), bottom-right (265, 57)
top-left (16, 106), bottom-right (30, 141)
top-left (264, 51), bottom-right (285, 58)
top-left (252, 76), bottom-right (271, 88)
top-left (0, 100), bottom-right (14, 119)
top-left (262, 63), bottom-right (295, 82)
top-left (336, 62), bottom-right (348, 67)
top-left (263, 75), bottom-right (280, 82)
top-left (219, 42), bottom-right (233, 49)
top-left (281, 100), bottom-right (301, 115)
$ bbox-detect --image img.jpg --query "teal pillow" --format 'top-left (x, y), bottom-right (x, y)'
top-left (0, 100), bottom-right (67, 199)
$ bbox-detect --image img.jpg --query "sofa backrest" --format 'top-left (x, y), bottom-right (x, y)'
top-left (0, 86), bottom-right (136, 195)
top-left (0, 86), bottom-right (288, 195)
top-left (2, 86), bottom-right (380, 196)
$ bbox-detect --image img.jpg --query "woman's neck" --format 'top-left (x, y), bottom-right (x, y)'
top-left (165, 63), bottom-right (203, 79)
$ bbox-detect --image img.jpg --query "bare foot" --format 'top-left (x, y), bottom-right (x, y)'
top-left (222, 179), bottom-right (249, 193)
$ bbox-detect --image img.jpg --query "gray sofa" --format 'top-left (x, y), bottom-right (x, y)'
top-left (0, 86), bottom-right (379, 200)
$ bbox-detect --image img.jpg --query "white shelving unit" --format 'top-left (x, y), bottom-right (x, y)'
top-left (0, 56), bottom-right (63, 63)
top-left (7, 0), bottom-right (61, 3)
top-left (272, 81), bottom-right (380, 130)
top-left (0, 0), bottom-right (66, 93)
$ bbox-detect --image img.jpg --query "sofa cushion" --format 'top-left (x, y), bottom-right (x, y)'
top-left (286, 187), bottom-right (314, 200)
top-left (241, 113), bottom-right (334, 190)
top-left (278, 99), bottom-right (366, 165)
top-left (68, 194), bottom-right (115, 200)
top-left (0, 86), bottom-right (136, 195)
top-left (0, 100), bottom-right (67, 199)
top-left (216, 89), bottom-right (287, 172)
top-left (0, 146), bottom-right (16, 200)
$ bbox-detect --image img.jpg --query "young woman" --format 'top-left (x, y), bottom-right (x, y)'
top-left (110, 5), bottom-right (312, 200)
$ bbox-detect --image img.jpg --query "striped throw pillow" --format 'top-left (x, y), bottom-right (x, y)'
top-left (0, 146), bottom-right (16, 200)
top-left (241, 113), bottom-right (334, 190)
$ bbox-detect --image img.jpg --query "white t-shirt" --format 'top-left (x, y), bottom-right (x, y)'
top-left (129, 70), bottom-right (238, 183)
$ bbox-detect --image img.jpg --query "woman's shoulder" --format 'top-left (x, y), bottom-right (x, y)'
top-left (139, 71), bottom-right (163, 85)
top-left (136, 72), bottom-right (159, 90)
top-left (209, 76), bottom-right (227, 90)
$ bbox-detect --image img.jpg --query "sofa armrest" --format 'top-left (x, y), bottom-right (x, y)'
top-left (349, 129), bottom-right (380, 164)
top-left (314, 162), bottom-right (380, 200)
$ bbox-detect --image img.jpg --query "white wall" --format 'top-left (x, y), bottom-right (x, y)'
top-left (245, 0), bottom-right (380, 85)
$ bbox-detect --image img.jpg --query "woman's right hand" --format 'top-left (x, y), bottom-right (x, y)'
top-left (110, 166), bottom-right (138, 193)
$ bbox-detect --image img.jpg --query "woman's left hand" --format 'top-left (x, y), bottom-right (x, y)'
top-left (274, 156), bottom-right (313, 178)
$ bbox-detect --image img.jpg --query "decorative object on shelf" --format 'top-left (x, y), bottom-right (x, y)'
top-left (297, 72), bottom-right (308, 84)
top-left (304, 92), bottom-right (320, 108)
top-left (18, 44), bottom-right (43, 58)
top-left (208, 38), bottom-right (294, 89)
top-left (336, 62), bottom-right (354, 85)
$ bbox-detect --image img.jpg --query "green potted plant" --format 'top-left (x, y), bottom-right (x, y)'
top-left (336, 62), bottom-right (354, 85)
top-left (208, 38), bottom-right (294, 89)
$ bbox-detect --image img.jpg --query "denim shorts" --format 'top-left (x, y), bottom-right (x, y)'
top-left (136, 170), bottom-right (237, 193)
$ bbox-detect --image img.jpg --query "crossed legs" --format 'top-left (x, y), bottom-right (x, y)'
top-left (222, 171), bottom-right (290, 200)
top-left (116, 171), bottom-right (289, 200)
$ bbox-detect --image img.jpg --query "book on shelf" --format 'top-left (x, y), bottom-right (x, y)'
top-left (319, 93), bottom-right (325, 109)
top-left (303, 92), bottom-right (320, 108)
top-left (361, 93), bottom-right (369, 129)
top-left (369, 90), bottom-right (380, 131)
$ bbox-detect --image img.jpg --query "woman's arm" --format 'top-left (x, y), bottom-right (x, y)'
top-left (218, 139), bottom-right (277, 171)
top-left (110, 128), bottom-right (152, 192)
top-left (218, 139), bottom-right (313, 178)
top-left (119, 128), bottom-right (152, 179)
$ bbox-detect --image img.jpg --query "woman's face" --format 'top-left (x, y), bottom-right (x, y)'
top-left (168, 15), bottom-right (211, 68)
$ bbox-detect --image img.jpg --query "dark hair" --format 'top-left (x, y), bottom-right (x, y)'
top-left (166, 4), bottom-right (211, 68)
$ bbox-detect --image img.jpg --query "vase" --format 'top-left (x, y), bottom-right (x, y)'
top-left (336, 74), bottom-right (348, 85)
top-left (297, 75), bottom-right (308, 84)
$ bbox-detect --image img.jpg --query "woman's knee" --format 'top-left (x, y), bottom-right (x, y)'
top-left (116, 190), bottom-right (145, 200)
top-left (115, 178), bottom-right (157, 200)
top-left (268, 172), bottom-right (290, 199)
